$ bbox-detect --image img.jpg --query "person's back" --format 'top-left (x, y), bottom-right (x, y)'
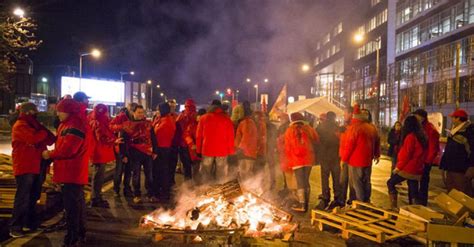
top-left (197, 107), bottom-right (234, 157)
top-left (341, 119), bottom-right (380, 167)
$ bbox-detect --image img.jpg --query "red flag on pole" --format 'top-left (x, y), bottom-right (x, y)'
top-left (400, 95), bottom-right (410, 122)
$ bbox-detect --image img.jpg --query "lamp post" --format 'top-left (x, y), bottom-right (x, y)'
top-left (254, 84), bottom-right (259, 109)
top-left (13, 7), bottom-right (25, 18)
top-left (353, 33), bottom-right (381, 125)
top-left (79, 49), bottom-right (101, 90)
top-left (147, 80), bottom-right (153, 110)
top-left (120, 71), bottom-right (135, 82)
top-left (246, 78), bottom-right (251, 100)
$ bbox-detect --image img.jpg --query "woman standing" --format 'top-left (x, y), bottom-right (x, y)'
top-left (387, 121), bottom-right (402, 171)
top-left (88, 104), bottom-right (116, 208)
top-left (284, 113), bottom-right (319, 212)
top-left (386, 116), bottom-right (427, 209)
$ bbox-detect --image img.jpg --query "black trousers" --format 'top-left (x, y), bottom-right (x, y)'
top-left (169, 147), bottom-right (179, 185)
top-left (178, 146), bottom-right (193, 180)
top-left (91, 164), bottom-right (106, 201)
top-left (153, 147), bottom-right (171, 199)
top-left (418, 164), bottom-right (432, 206)
top-left (320, 159), bottom-right (343, 203)
top-left (62, 183), bottom-right (86, 245)
top-left (113, 153), bottom-right (132, 194)
top-left (387, 173), bottom-right (419, 204)
top-left (10, 173), bottom-right (42, 231)
top-left (130, 148), bottom-right (153, 197)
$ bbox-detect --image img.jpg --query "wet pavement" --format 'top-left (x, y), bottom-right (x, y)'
top-left (0, 136), bottom-right (444, 246)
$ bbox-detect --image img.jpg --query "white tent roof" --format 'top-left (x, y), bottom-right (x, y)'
top-left (286, 97), bottom-right (344, 117)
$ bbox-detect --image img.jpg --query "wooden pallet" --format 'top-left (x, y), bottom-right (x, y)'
top-left (311, 201), bottom-right (426, 244)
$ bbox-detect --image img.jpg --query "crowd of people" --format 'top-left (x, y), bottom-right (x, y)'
top-left (7, 90), bottom-right (474, 246)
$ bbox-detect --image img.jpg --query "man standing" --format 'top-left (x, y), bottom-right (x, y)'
top-left (9, 103), bottom-right (55, 238)
top-left (440, 109), bottom-right (474, 196)
top-left (196, 100), bottom-right (235, 183)
top-left (109, 103), bottom-right (137, 197)
top-left (413, 109), bottom-right (440, 205)
top-left (42, 99), bottom-right (88, 246)
top-left (122, 105), bottom-right (156, 203)
top-left (175, 99), bottom-right (197, 180)
top-left (316, 111), bottom-right (344, 210)
top-left (234, 101), bottom-right (258, 181)
top-left (340, 106), bottom-right (380, 203)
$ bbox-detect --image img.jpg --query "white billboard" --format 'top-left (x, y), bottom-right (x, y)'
top-left (61, 76), bottom-right (124, 104)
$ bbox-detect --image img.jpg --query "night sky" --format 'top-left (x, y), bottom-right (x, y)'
top-left (11, 0), bottom-right (360, 104)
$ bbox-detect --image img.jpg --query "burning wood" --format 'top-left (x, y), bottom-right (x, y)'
top-left (140, 179), bottom-right (297, 242)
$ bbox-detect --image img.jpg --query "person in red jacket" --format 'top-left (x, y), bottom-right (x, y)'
top-left (413, 109), bottom-right (440, 206)
top-left (9, 102), bottom-right (55, 238)
top-left (42, 99), bottom-right (88, 246)
top-left (109, 103), bottom-right (137, 197)
top-left (284, 112), bottom-right (319, 212)
top-left (235, 101), bottom-right (258, 181)
top-left (122, 105), bottom-right (157, 203)
top-left (183, 108), bottom-right (206, 185)
top-left (152, 103), bottom-right (176, 202)
top-left (254, 111), bottom-right (267, 172)
top-left (196, 100), bottom-right (235, 184)
top-left (387, 115), bottom-right (427, 209)
top-left (88, 104), bottom-right (116, 208)
top-left (340, 106), bottom-right (380, 203)
top-left (174, 99), bottom-right (197, 181)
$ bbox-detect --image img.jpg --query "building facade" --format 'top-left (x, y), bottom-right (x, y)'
top-left (386, 0), bottom-right (474, 131)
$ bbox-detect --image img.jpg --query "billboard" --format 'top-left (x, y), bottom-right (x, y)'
top-left (61, 76), bottom-right (124, 104)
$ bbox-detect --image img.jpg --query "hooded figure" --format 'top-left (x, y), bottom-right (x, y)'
top-left (88, 104), bottom-right (116, 207)
top-left (174, 99), bottom-right (197, 180)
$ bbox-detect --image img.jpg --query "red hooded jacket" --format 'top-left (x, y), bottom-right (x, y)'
top-left (88, 104), bottom-right (115, 164)
top-left (122, 119), bottom-right (154, 155)
top-left (340, 118), bottom-right (380, 167)
top-left (423, 121), bottom-right (440, 165)
top-left (11, 114), bottom-right (55, 176)
top-left (284, 121), bottom-right (319, 169)
top-left (50, 111), bottom-right (89, 185)
top-left (196, 107), bottom-right (235, 157)
top-left (395, 133), bottom-right (426, 180)
top-left (174, 103), bottom-right (197, 147)
top-left (183, 117), bottom-right (199, 161)
top-left (153, 114), bottom-right (176, 148)
top-left (235, 116), bottom-right (258, 159)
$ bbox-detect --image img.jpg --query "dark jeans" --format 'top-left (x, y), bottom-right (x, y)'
top-left (178, 146), bottom-right (193, 180)
top-left (113, 153), bottom-right (132, 194)
top-left (10, 173), bottom-right (42, 231)
top-left (339, 163), bottom-right (356, 204)
top-left (418, 164), bottom-right (432, 206)
top-left (390, 156), bottom-right (397, 171)
top-left (91, 164), bottom-right (106, 201)
top-left (130, 148), bottom-right (153, 197)
top-left (153, 147), bottom-right (171, 199)
top-left (294, 166), bottom-right (312, 190)
top-left (320, 159), bottom-right (343, 203)
top-left (348, 165), bottom-right (372, 203)
top-left (62, 183), bottom-right (86, 245)
top-left (387, 173), bottom-right (419, 204)
top-left (169, 147), bottom-right (179, 185)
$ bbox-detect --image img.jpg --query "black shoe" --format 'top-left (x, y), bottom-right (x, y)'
top-left (9, 229), bottom-right (25, 238)
top-left (314, 200), bottom-right (328, 210)
top-left (90, 199), bottom-right (110, 208)
top-left (326, 201), bottom-right (345, 211)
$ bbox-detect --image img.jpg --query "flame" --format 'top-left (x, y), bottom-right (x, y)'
top-left (141, 192), bottom-right (291, 236)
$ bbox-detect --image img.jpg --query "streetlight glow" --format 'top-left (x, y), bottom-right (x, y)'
top-left (41, 77), bottom-right (48, 83)
top-left (147, 80), bottom-right (152, 84)
top-left (160, 93), bottom-right (164, 97)
top-left (130, 71), bottom-right (135, 75)
top-left (13, 8), bottom-right (25, 18)
top-left (156, 85), bottom-right (160, 88)
top-left (354, 33), bottom-right (365, 43)
top-left (91, 49), bottom-right (101, 58)
top-left (246, 78), bottom-right (251, 83)
top-left (264, 78), bottom-right (269, 83)
top-left (302, 64), bottom-right (310, 72)
top-left (254, 84), bottom-right (258, 88)
top-left (215, 90), bottom-right (219, 95)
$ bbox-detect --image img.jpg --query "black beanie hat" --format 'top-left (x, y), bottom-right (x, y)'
top-left (159, 102), bottom-right (170, 116)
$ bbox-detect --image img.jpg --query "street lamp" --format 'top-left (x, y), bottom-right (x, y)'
top-left (79, 49), bottom-right (101, 90)
top-left (302, 64), bottom-right (310, 73)
top-left (353, 33), bottom-right (381, 125)
top-left (120, 71), bottom-right (134, 82)
top-left (41, 77), bottom-right (48, 83)
top-left (147, 80), bottom-right (153, 110)
top-left (13, 7), bottom-right (25, 18)
top-left (254, 84), bottom-right (259, 109)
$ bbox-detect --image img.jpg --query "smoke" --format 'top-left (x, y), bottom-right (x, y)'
top-left (111, 0), bottom-right (359, 104)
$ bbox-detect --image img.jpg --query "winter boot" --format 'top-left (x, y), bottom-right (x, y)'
top-left (389, 193), bottom-right (398, 210)
top-left (291, 189), bottom-right (307, 213)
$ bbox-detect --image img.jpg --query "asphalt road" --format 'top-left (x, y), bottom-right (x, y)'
top-left (0, 138), bottom-right (445, 246)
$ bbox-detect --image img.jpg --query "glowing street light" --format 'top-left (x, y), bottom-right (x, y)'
top-left (41, 77), bottom-right (48, 83)
top-left (264, 78), bottom-right (269, 83)
top-left (79, 48), bottom-right (102, 90)
top-left (120, 71), bottom-right (134, 82)
top-left (302, 64), bottom-right (310, 72)
top-left (13, 8), bottom-right (25, 18)
top-left (353, 33), bottom-right (364, 43)
top-left (254, 84), bottom-right (259, 109)
top-left (246, 78), bottom-right (251, 83)
top-left (160, 92), bottom-right (164, 97)
top-left (156, 84), bottom-right (160, 88)
top-left (215, 90), bottom-right (220, 95)
top-left (147, 80), bottom-right (152, 84)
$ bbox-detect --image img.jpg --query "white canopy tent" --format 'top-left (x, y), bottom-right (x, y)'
top-left (286, 97), bottom-right (344, 117)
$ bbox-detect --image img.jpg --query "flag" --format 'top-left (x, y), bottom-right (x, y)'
top-left (399, 95), bottom-right (410, 122)
top-left (262, 96), bottom-right (267, 112)
top-left (269, 84), bottom-right (287, 121)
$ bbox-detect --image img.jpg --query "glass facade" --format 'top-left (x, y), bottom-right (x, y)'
top-left (357, 9), bottom-right (388, 35)
top-left (396, 0), bottom-right (442, 26)
top-left (356, 37), bottom-right (381, 59)
top-left (396, 0), bottom-right (474, 54)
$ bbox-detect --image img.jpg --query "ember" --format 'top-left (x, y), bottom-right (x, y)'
top-left (140, 180), bottom-right (298, 242)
